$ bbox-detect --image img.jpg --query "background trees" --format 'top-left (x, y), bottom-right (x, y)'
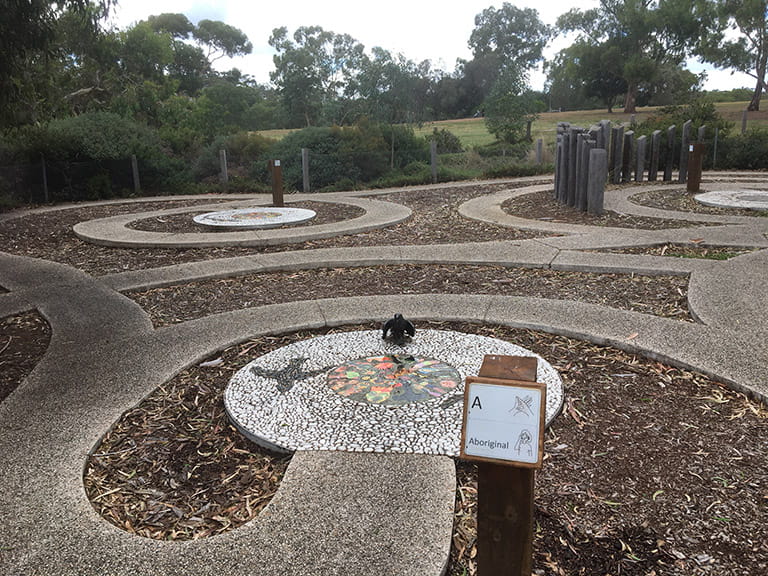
top-left (697, 0), bottom-right (768, 111)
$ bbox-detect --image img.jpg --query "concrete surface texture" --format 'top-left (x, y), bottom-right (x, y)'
top-left (1, 174), bottom-right (767, 575)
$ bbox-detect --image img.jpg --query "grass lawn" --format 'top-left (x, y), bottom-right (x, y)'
top-left (257, 101), bottom-right (768, 151)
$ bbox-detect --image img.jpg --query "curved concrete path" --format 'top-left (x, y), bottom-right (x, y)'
top-left (1, 175), bottom-right (768, 575)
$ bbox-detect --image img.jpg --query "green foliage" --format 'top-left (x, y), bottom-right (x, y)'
top-left (266, 122), bottom-right (428, 191)
top-left (720, 129), bottom-right (768, 170)
top-left (430, 128), bottom-right (464, 153)
top-left (483, 162), bottom-right (554, 179)
top-left (636, 98), bottom-right (732, 139)
top-left (192, 132), bottom-right (275, 180)
top-left (484, 69), bottom-right (541, 155)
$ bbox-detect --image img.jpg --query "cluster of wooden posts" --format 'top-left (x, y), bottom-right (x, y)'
top-left (555, 119), bottom-right (707, 215)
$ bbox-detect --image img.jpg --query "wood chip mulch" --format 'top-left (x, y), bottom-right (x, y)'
top-left (503, 188), bottom-right (715, 229)
top-left (127, 264), bottom-right (691, 328)
top-left (597, 243), bottom-right (757, 260)
top-left (78, 322), bottom-right (768, 576)
top-left (0, 311), bottom-right (51, 402)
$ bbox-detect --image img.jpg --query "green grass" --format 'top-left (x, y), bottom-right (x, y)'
top-left (255, 101), bottom-right (768, 150)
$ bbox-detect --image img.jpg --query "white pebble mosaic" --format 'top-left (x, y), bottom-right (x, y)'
top-left (224, 330), bottom-right (564, 455)
top-left (193, 207), bottom-right (316, 229)
top-left (695, 189), bottom-right (768, 211)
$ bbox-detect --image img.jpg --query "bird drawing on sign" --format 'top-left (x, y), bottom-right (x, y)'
top-left (382, 313), bottom-right (415, 345)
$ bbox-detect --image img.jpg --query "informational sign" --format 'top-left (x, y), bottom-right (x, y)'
top-left (461, 376), bottom-right (546, 468)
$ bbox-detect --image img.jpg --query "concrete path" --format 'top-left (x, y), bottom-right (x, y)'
top-left (1, 175), bottom-right (767, 575)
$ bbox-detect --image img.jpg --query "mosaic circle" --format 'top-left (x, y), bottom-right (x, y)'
top-left (224, 330), bottom-right (564, 456)
top-left (695, 189), bottom-right (768, 211)
top-left (327, 355), bottom-right (460, 406)
top-left (193, 207), bottom-right (316, 229)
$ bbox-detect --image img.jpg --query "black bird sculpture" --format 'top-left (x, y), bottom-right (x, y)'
top-left (382, 313), bottom-right (415, 345)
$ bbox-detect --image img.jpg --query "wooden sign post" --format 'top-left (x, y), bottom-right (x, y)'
top-left (460, 355), bottom-right (546, 576)
top-left (268, 159), bottom-right (284, 207)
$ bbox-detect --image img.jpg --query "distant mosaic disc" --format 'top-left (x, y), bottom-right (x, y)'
top-left (193, 207), bottom-right (316, 229)
top-left (695, 189), bottom-right (768, 211)
top-left (224, 330), bottom-right (564, 455)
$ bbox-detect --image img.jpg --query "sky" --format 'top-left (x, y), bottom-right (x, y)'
top-left (108, 0), bottom-right (755, 93)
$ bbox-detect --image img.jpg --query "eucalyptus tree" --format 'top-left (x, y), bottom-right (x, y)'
top-left (269, 26), bottom-right (366, 127)
top-left (696, 0), bottom-right (768, 110)
top-left (557, 0), bottom-right (707, 113)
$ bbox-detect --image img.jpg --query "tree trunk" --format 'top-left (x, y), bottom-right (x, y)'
top-left (748, 77), bottom-right (764, 112)
top-left (623, 82), bottom-right (637, 114)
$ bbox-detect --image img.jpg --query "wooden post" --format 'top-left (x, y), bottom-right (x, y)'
top-left (635, 135), bottom-right (647, 182)
top-left (742, 109), bottom-right (748, 134)
top-left (430, 140), bottom-right (438, 184)
top-left (588, 148), bottom-right (607, 216)
top-left (469, 356), bottom-right (541, 576)
top-left (131, 154), bottom-right (141, 194)
top-left (649, 130), bottom-right (661, 182)
top-left (679, 120), bottom-right (692, 183)
top-left (40, 154), bottom-right (49, 203)
top-left (536, 138), bottom-right (543, 165)
top-left (269, 159), bottom-right (284, 207)
top-left (713, 127), bottom-right (719, 169)
top-left (577, 137), bottom-right (594, 212)
top-left (567, 128), bottom-right (580, 207)
top-left (622, 130), bottom-right (634, 183)
top-left (664, 125), bottom-right (676, 182)
top-left (219, 149), bottom-right (228, 189)
top-left (302, 148), bottom-right (310, 193)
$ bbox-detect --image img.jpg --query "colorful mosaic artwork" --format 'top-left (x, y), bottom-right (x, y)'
top-left (327, 355), bottom-right (461, 406)
top-left (193, 207), bottom-right (317, 229)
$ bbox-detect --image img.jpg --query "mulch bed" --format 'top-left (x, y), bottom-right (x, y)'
top-left (629, 188), bottom-right (768, 217)
top-left (79, 322), bottom-right (768, 576)
top-left (127, 264), bottom-right (691, 327)
top-left (125, 201), bottom-right (365, 233)
top-left (598, 243), bottom-right (757, 260)
top-left (0, 311), bottom-right (51, 402)
top-left (3, 180), bottom-right (768, 574)
top-left (503, 188), bottom-right (713, 229)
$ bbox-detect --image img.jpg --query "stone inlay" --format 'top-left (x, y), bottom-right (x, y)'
top-left (695, 189), bottom-right (768, 211)
top-left (193, 207), bottom-right (316, 229)
top-left (224, 330), bottom-right (564, 455)
top-left (327, 355), bottom-right (460, 406)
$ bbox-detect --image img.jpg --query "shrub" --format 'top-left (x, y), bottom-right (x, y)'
top-left (720, 129), bottom-right (768, 170)
top-left (430, 128), bottom-right (463, 154)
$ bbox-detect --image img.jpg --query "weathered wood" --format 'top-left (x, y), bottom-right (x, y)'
top-left (664, 125), bottom-right (676, 182)
top-left (635, 135), bottom-right (647, 182)
top-left (679, 120), bottom-right (692, 183)
top-left (588, 148), bottom-right (607, 216)
top-left (611, 126), bottom-right (624, 184)
top-left (649, 130), bottom-right (662, 181)
top-left (622, 130), bottom-right (634, 183)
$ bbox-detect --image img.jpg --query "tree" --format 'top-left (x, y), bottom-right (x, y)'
top-left (484, 67), bottom-right (541, 153)
top-left (0, 0), bottom-right (114, 126)
top-left (269, 26), bottom-right (366, 127)
top-left (193, 19), bottom-right (253, 62)
top-left (557, 0), bottom-right (706, 113)
top-left (697, 0), bottom-right (768, 111)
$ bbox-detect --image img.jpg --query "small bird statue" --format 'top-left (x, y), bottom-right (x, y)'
top-left (382, 313), bottom-right (415, 345)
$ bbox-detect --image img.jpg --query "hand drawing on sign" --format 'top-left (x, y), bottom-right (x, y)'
top-left (514, 429), bottom-right (533, 458)
top-left (510, 394), bottom-right (534, 418)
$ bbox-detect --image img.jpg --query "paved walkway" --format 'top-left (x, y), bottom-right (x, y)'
top-left (1, 175), bottom-right (767, 575)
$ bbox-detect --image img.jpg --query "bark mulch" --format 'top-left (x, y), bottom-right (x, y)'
top-left (597, 243), bottom-right (757, 260)
top-left (503, 188), bottom-right (714, 229)
top-left (629, 188), bottom-right (768, 217)
top-left (79, 322), bottom-right (768, 576)
top-left (125, 200), bottom-right (365, 233)
top-left (0, 311), bottom-right (51, 402)
top-left (127, 264), bottom-right (691, 328)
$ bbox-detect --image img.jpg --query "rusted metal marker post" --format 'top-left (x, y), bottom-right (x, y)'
top-left (268, 159), bottom-right (284, 207)
top-left (461, 355), bottom-right (546, 576)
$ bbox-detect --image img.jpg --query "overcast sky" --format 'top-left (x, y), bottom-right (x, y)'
top-left (108, 0), bottom-right (754, 92)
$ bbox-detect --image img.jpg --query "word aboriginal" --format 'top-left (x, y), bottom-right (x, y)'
top-left (467, 437), bottom-right (510, 451)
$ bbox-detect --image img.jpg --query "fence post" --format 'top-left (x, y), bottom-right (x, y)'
top-left (536, 138), bottom-right (543, 165)
top-left (649, 130), bottom-right (661, 182)
top-left (622, 130), bottom-right (634, 183)
top-left (131, 155), bottom-right (141, 194)
top-left (742, 110), bottom-right (748, 134)
top-left (302, 148), bottom-right (310, 193)
top-left (219, 149), bottom-right (228, 189)
top-left (713, 127), bottom-right (719, 169)
top-left (40, 154), bottom-right (49, 203)
top-left (430, 140), bottom-right (438, 184)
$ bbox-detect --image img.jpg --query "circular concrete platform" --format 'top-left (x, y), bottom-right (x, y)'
top-left (695, 189), bottom-right (768, 211)
top-left (193, 206), bottom-right (316, 229)
top-left (224, 329), bottom-right (564, 455)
